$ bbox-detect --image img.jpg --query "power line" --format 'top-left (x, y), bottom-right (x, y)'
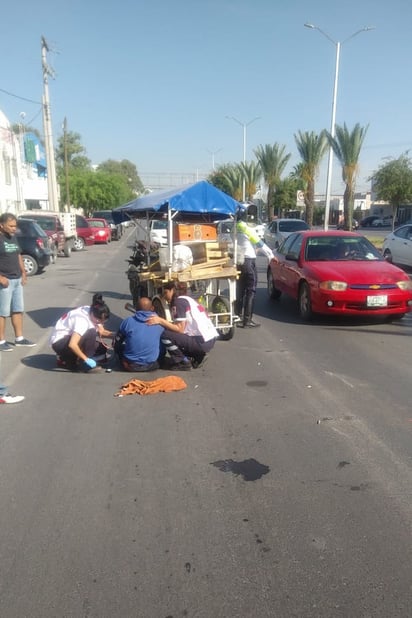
top-left (0, 87), bottom-right (41, 105)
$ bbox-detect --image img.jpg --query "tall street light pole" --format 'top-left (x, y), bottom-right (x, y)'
top-left (206, 148), bottom-right (222, 171)
top-left (226, 115), bottom-right (260, 201)
top-left (304, 23), bottom-right (375, 230)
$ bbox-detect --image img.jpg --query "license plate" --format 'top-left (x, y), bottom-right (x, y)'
top-left (367, 295), bottom-right (388, 307)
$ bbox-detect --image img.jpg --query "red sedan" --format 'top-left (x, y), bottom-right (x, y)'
top-left (267, 230), bottom-right (412, 320)
top-left (86, 218), bottom-right (111, 244)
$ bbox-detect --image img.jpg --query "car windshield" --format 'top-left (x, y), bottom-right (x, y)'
top-left (305, 236), bottom-right (383, 261)
top-left (31, 217), bottom-right (56, 231)
top-left (90, 220), bottom-right (105, 228)
top-left (152, 221), bottom-right (167, 230)
top-left (278, 220), bottom-right (309, 232)
top-left (17, 219), bottom-right (48, 238)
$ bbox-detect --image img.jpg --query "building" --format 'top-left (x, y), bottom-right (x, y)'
top-left (0, 108), bottom-right (48, 214)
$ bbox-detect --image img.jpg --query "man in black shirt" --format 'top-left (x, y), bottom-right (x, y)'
top-left (0, 214), bottom-right (35, 351)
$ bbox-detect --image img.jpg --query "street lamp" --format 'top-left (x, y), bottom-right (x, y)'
top-left (206, 148), bottom-right (222, 171)
top-left (226, 115), bottom-right (261, 201)
top-left (304, 23), bottom-right (375, 229)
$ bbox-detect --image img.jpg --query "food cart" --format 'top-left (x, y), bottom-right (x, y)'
top-left (112, 181), bottom-right (240, 340)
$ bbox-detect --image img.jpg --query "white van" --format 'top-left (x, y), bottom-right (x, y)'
top-left (150, 220), bottom-right (168, 246)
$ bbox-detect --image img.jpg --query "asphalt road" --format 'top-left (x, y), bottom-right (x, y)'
top-left (0, 231), bottom-right (411, 617)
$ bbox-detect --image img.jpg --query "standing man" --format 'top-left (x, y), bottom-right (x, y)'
top-left (115, 297), bottom-right (164, 372)
top-left (236, 204), bottom-right (273, 328)
top-left (0, 213), bottom-right (35, 351)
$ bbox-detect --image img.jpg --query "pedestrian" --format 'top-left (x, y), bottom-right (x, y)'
top-left (114, 297), bottom-right (164, 372)
top-left (146, 281), bottom-right (218, 371)
top-left (0, 382), bottom-right (24, 404)
top-left (235, 204), bottom-right (273, 328)
top-left (49, 293), bottom-right (114, 373)
top-left (0, 350), bottom-right (24, 403)
top-left (0, 213), bottom-right (36, 351)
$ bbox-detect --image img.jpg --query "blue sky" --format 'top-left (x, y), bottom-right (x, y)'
top-left (1, 0), bottom-right (411, 194)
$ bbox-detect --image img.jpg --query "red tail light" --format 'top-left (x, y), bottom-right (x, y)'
top-left (36, 239), bottom-right (45, 249)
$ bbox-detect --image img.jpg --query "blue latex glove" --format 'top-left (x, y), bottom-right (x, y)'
top-left (83, 358), bottom-right (97, 370)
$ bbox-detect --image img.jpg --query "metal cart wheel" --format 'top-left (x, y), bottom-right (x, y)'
top-left (211, 295), bottom-right (235, 341)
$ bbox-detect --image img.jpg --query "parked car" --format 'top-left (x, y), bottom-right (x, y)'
top-left (371, 216), bottom-right (392, 227)
top-left (18, 211), bottom-right (76, 258)
top-left (19, 212), bottom-right (65, 259)
top-left (86, 218), bottom-right (111, 244)
top-left (267, 230), bottom-right (412, 321)
top-left (15, 218), bottom-right (52, 276)
top-left (336, 219), bottom-right (359, 230)
top-left (264, 218), bottom-right (310, 249)
top-left (73, 215), bottom-right (95, 251)
top-left (382, 224), bottom-right (412, 268)
top-left (360, 215), bottom-right (380, 227)
top-left (149, 219), bottom-right (168, 246)
top-left (92, 210), bottom-right (122, 240)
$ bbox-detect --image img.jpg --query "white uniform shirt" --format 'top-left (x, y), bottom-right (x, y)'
top-left (49, 305), bottom-right (95, 345)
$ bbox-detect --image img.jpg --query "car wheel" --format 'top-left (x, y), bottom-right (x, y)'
top-left (152, 295), bottom-right (167, 319)
top-left (267, 269), bottom-right (281, 299)
top-left (383, 249), bottom-right (393, 263)
top-left (22, 254), bottom-right (38, 276)
top-left (73, 237), bottom-right (85, 251)
top-left (63, 241), bottom-right (72, 257)
top-left (211, 295), bottom-right (234, 341)
top-left (298, 281), bottom-right (313, 321)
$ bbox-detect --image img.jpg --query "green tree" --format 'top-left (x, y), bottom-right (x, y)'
top-left (254, 144), bottom-right (291, 220)
top-left (273, 176), bottom-right (304, 215)
top-left (294, 130), bottom-right (327, 226)
top-left (55, 130), bottom-right (91, 170)
top-left (239, 161), bottom-right (262, 201)
top-left (60, 169), bottom-right (134, 214)
top-left (97, 159), bottom-right (144, 195)
top-left (370, 153), bottom-right (412, 228)
top-left (326, 122), bottom-right (369, 230)
top-left (208, 164), bottom-right (234, 196)
top-left (209, 164), bottom-right (243, 200)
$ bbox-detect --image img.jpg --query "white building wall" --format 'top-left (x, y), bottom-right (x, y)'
top-left (0, 109), bottom-right (49, 214)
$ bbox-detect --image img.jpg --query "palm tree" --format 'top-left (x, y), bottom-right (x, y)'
top-left (221, 164), bottom-right (243, 201)
top-left (239, 161), bottom-right (262, 201)
top-left (254, 144), bottom-right (291, 220)
top-left (294, 130), bottom-right (327, 226)
top-left (326, 123), bottom-right (369, 230)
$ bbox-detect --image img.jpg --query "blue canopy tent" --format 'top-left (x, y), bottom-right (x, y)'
top-left (112, 180), bottom-right (239, 223)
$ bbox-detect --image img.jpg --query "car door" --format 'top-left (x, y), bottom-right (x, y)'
top-left (264, 221), bottom-right (278, 248)
top-left (280, 234), bottom-right (305, 298)
top-left (273, 233), bottom-right (300, 295)
top-left (392, 225), bottom-right (412, 266)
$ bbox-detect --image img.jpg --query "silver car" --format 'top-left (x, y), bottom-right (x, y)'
top-left (382, 224), bottom-right (412, 267)
top-left (264, 218), bottom-right (310, 249)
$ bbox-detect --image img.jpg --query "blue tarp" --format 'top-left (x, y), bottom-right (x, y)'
top-left (112, 180), bottom-right (239, 223)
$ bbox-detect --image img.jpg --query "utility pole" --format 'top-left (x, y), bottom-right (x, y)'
top-left (63, 117), bottom-right (70, 211)
top-left (41, 36), bottom-right (59, 212)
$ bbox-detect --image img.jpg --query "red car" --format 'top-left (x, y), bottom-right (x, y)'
top-left (267, 230), bottom-right (412, 320)
top-left (86, 218), bottom-right (112, 244)
top-left (73, 215), bottom-right (95, 251)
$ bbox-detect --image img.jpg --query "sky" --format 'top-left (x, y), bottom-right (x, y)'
top-left (1, 0), bottom-right (411, 195)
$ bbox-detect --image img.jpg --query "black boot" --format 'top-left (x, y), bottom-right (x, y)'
top-left (242, 296), bottom-right (260, 328)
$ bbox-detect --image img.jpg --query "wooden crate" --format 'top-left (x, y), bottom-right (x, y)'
top-left (173, 224), bottom-right (217, 242)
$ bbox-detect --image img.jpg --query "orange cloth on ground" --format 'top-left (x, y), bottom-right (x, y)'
top-left (115, 375), bottom-right (187, 396)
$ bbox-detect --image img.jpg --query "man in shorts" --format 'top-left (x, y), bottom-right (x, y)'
top-left (0, 213), bottom-right (35, 351)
